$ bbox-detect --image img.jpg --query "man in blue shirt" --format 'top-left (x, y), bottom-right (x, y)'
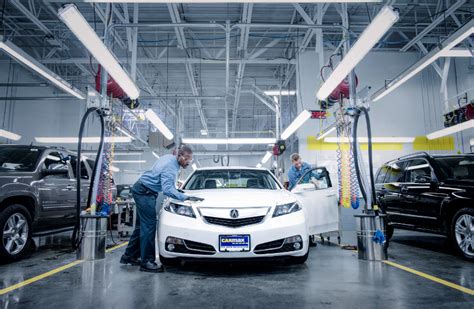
top-left (120, 145), bottom-right (203, 273)
top-left (288, 153), bottom-right (312, 191)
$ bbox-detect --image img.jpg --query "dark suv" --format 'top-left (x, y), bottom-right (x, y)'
top-left (0, 145), bottom-right (94, 261)
top-left (375, 152), bottom-right (474, 260)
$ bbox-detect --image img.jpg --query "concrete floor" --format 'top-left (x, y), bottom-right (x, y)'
top-left (0, 230), bottom-right (473, 308)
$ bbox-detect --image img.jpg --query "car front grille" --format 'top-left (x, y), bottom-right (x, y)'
top-left (203, 215), bottom-right (265, 228)
top-left (184, 240), bottom-right (216, 253)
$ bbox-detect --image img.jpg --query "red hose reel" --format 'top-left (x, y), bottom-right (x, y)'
top-left (328, 75), bottom-right (359, 103)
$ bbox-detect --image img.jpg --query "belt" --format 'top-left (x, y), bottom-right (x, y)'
top-left (136, 181), bottom-right (158, 197)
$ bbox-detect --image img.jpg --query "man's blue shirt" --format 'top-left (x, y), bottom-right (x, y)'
top-left (139, 154), bottom-right (187, 201)
top-left (288, 162), bottom-right (312, 190)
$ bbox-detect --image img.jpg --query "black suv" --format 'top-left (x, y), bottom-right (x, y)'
top-left (0, 145), bottom-right (95, 261)
top-left (375, 152), bottom-right (474, 260)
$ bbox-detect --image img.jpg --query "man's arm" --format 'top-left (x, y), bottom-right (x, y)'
top-left (288, 169), bottom-right (296, 190)
top-left (161, 164), bottom-right (188, 201)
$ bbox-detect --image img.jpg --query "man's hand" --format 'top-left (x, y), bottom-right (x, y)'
top-left (187, 196), bottom-right (204, 202)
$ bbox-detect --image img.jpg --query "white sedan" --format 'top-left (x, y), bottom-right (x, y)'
top-left (158, 166), bottom-right (338, 264)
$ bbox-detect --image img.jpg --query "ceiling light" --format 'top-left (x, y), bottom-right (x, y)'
top-left (82, 150), bottom-right (143, 156)
top-left (261, 151), bottom-right (272, 164)
top-left (264, 90), bottom-right (296, 96)
top-left (372, 19), bottom-right (474, 102)
top-left (324, 137), bottom-right (415, 143)
top-left (438, 49), bottom-right (473, 58)
top-left (35, 136), bottom-right (132, 144)
top-left (86, 0), bottom-right (383, 3)
top-left (0, 36), bottom-right (85, 99)
top-left (316, 126), bottom-right (336, 140)
top-left (58, 4), bottom-right (140, 99)
top-left (116, 126), bottom-right (135, 140)
top-left (317, 6), bottom-right (399, 100)
top-left (256, 163), bottom-right (263, 168)
top-left (113, 160), bottom-right (146, 164)
top-left (144, 109), bottom-right (174, 141)
top-left (281, 110), bottom-right (311, 140)
top-left (182, 138), bottom-right (276, 145)
top-left (426, 120), bottom-right (474, 140)
top-left (200, 129), bottom-right (208, 136)
top-left (0, 129), bottom-right (21, 141)
top-left (152, 151), bottom-right (160, 159)
top-left (192, 163), bottom-right (198, 171)
top-left (110, 165), bottom-right (120, 172)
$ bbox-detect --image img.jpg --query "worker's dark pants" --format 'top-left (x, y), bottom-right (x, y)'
top-left (124, 181), bottom-right (158, 264)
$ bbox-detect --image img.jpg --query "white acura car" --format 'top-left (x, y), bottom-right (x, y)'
top-left (158, 166), bottom-right (338, 264)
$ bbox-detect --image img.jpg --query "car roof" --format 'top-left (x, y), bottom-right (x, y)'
top-left (383, 153), bottom-right (474, 166)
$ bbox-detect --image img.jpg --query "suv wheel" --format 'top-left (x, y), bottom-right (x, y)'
top-left (0, 204), bottom-right (32, 261)
top-left (451, 208), bottom-right (474, 261)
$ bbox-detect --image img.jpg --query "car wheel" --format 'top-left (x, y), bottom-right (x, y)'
top-left (159, 254), bottom-right (180, 267)
top-left (451, 208), bottom-right (474, 261)
top-left (0, 204), bottom-right (32, 262)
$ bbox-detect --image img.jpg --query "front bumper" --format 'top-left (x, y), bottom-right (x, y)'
top-left (158, 210), bottom-right (308, 259)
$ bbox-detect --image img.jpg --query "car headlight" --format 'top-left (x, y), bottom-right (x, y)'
top-left (164, 202), bottom-right (196, 218)
top-left (273, 202), bottom-right (301, 217)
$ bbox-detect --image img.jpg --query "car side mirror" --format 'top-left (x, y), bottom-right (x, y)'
top-left (41, 169), bottom-right (69, 178)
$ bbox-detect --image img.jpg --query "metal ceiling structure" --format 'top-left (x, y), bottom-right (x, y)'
top-left (0, 0), bottom-right (472, 154)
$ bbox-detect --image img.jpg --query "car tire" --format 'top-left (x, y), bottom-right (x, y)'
top-left (0, 204), bottom-right (33, 262)
top-left (159, 254), bottom-right (180, 267)
top-left (451, 208), bottom-right (474, 261)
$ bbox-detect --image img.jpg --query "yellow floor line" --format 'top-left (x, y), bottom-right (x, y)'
top-left (0, 241), bottom-right (128, 296)
top-left (383, 260), bottom-right (474, 296)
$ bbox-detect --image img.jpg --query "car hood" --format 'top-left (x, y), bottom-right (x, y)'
top-left (174, 189), bottom-right (296, 208)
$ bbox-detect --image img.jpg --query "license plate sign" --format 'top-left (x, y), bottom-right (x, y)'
top-left (219, 235), bottom-right (250, 252)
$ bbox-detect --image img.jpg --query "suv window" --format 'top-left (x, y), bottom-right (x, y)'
top-left (70, 156), bottom-right (90, 179)
top-left (42, 152), bottom-right (70, 178)
top-left (404, 159), bottom-right (432, 183)
top-left (385, 161), bottom-right (406, 183)
top-left (376, 165), bottom-right (389, 184)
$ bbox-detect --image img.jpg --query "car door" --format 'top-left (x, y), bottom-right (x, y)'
top-left (378, 161), bottom-right (410, 224)
top-left (34, 151), bottom-right (76, 230)
top-left (403, 158), bottom-right (445, 229)
top-left (291, 167), bottom-right (338, 235)
top-left (69, 156), bottom-right (92, 220)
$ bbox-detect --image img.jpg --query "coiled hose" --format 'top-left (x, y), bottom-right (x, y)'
top-left (72, 107), bottom-right (105, 250)
top-left (352, 107), bottom-right (376, 212)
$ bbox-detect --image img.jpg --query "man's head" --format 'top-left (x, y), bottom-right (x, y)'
top-left (291, 153), bottom-right (302, 170)
top-left (177, 144), bottom-right (193, 168)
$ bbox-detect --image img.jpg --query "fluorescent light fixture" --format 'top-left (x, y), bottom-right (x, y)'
top-left (116, 126), bottom-right (135, 140)
top-left (113, 160), bottom-right (146, 164)
top-left (152, 151), bottom-right (160, 159)
top-left (426, 120), bottom-right (474, 140)
top-left (83, 150), bottom-right (143, 156)
top-left (144, 109), bottom-right (174, 141)
top-left (110, 165), bottom-right (120, 172)
top-left (316, 126), bottom-right (336, 140)
top-left (438, 49), bottom-right (473, 58)
top-left (192, 163), bottom-right (198, 171)
top-left (200, 129), bottom-right (208, 136)
top-left (264, 90), bottom-right (296, 96)
top-left (182, 138), bottom-right (277, 145)
top-left (324, 137), bottom-right (415, 143)
top-left (281, 110), bottom-right (312, 140)
top-left (58, 4), bottom-right (140, 100)
top-left (87, 0), bottom-right (383, 3)
top-left (261, 151), bottom-right (272, 164)
top-left (0, 36), bottom-right (85, 100)
top-left (256, 163), bottom-right (263, 168)
top-left (373, 19), bottom-right (474, 102)
top-left (35, 136), bottom-right (132, 144)
top-left (0, 129), bottom-right (21, 141)
top-left (317, 6), bottom-right (399, 100)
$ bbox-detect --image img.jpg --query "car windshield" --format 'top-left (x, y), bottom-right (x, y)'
top-left (183, 169), bottom-right (280, 190)
top-left (434, 156), bottom-right (474, 182)
top-left (0, 147), bottom-right (42, 172)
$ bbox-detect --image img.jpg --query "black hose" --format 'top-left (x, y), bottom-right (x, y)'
top-left (352, 107), bottom-right (376, 212)
top-left (72, 107), bottom-right (105, 250)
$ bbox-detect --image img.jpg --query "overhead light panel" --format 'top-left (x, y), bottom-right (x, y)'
top-left (438, 49), bottom-right (473, 58)
top-left (256, 163), bottom-right (263, 168)
top-left (182, 138), bottom-right (276, 145)
top-left (110, 165), bottom-right (120, 172)
top-left (87, 0), bottom-right (383, 3)
top-left (316, 125), bottom-right (336, 140)
top-left (82, 150), bottom-right (143, 156)
top-left (0, 129), bottom-right (21, 141)
top-left (152, 151), bottom-right (160, 159)
top-left (281, 110), bottom-right (311, 140)
top-left (113, 160), bottom-right (146, 164)
top-left (144, 109), bottom-right (174, 141)
top-left (0, 36), bottom-right (85, 99)
top-left (324, 137), bottom-right (415, 143)
top-left (192, 163), bottom-right (198, 171)
top-left (426, 120), bottom-right (474, 140)
top-left (261, 151), bottom-right (272, 164)
top-left (264, 90), bottom-right (296, 96)
top-left (58, 4), bottom-right (140, 100)
top-left (317, 6), bottom-right (399, 100)
top-left (35, 136), bottom-right (132, 144)
top-left (116, 126), bottom-right (135, 140)
top-left (372, 19), bottom-right (474, 102)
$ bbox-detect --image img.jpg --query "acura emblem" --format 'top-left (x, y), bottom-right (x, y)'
top-left (230, 209), bottom-right (239, 218)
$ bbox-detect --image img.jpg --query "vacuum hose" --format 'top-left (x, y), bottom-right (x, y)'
top-left (72, 107), bottom-right (105, 250)
top-left (352, 107), bottom-right (376, 212)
